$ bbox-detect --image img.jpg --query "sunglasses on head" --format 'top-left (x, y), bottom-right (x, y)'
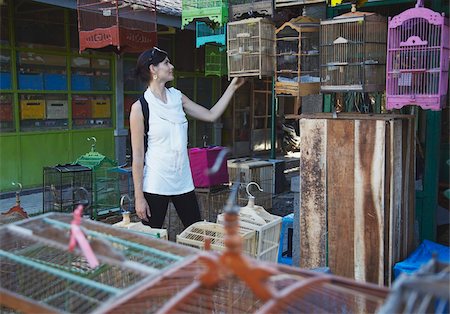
top-left (148, 47), bottom-right (167, 65)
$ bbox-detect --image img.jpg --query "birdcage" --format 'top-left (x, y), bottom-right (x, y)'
top-left (94, 209), bottom-right (389, 313)
top-left (74, 138), bottom-right (120, 219)
top-left (196, 22), bottom-right (226, 48)
top-left (43, 164), bottom-right (93, 217)
top-left (176, 221), bottom-right (257, 256)
top-left (182, 0), bottom-right (228, 29)
top-left (276, 15), bottom-right (320, 97)
top-left (275, 0), bottom-right (326, 8)
top-left (217, 202), bottom-right (282, 262)
top-left (386, 1), bottom-right (449, 111)
top-left (320, 5), bottom-right (387, 92)
top-left (205, 44), bottom-right (228, 76)
top-left (227, 17), bottom-right (276, 79)
top-left (229, 0), bottom-right (274, 21)
top-left (77, 0), bottom-right (157, 53)
top-left (0, 212), bottom-right (197, 314)
top-left (227, 158), bottom-right (273, 209)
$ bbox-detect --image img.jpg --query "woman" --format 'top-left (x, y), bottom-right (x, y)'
top-left (130, 47), bottom-right (246, 228)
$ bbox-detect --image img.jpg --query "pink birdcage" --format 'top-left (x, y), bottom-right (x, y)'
top-left (386, 0), bottom-right (449, 111)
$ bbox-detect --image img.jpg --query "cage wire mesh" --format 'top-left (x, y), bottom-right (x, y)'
top-left (96, 258), bottom-right (388, 313)
top-left (43, 164), bottom-right (93, 217)
top-left (227, 17), bottom-right (276, 79)
top-left (320, 10), bottom-right (387, 92)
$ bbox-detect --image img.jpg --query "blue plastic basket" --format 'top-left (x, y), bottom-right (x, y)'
top-left (44, 73), bottom-right (67, 90)
top-left (0, 72), bottom-right (11, 89)
top-left (71, 75), bottom-right (91, 91)
top-left (19, 73), bottom-right (44, 90)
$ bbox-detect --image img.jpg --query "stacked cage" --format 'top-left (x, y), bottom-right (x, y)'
top-left (227, 17), bottom-right (276, 79)
top-left (0, 213), bottom-right (196, 313)
top-left (182, 0), bottom-right (228, 29)
top-left (320, 9), bottom-right (387, 92)
top-left (77, 0), bottom-right (157, 53)
top-left (176, 221), bottom-right (257, 256)
top-left (196, 22), bottom-right (226, 47)
top-left (43, 164), bottom-right (92, 217)
top-left (74, 141), bottom-right (120, 219)
top-left (386, 4), bottom-right (449, 110)
top-left (229, 0), bottom-right (275, 21)
top-left (217, 205), bottom-right (282, 262)
top-left (227, 158), bottom-right (273, 209)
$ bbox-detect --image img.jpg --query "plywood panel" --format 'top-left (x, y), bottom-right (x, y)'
top-left (327, 119), bottom-right (355, 279)
top-left (354, 120), bottom-right (385, 285)
top-left (299, 118), bottom-right (327, 269)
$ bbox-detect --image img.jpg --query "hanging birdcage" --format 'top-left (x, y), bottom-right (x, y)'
top-left (77, 0), bottom-right (157, 53)
top-left (74, 137), bottom-right (120, 219)
top-left (276, 14), bottom-right (320, 97)
top-left (196, 22), bottom-right (226, 48)
top-left (386, 1), bottom-right (449, 111)
top-left (205, 44), bottom-right (228, 76)
top-left (229, 0), bottom-right (275, 21)
top-left (320, 4), bottom-right (387, 92)
top-left (227, 17), bottom-right (276, 79)
top-left (182, 0), bottom-right (228, 29)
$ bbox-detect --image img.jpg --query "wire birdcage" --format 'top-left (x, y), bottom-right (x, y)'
top-left (386, 1), bottom-right (449, 111)
top-left (276, 14), bottom-right (320, 97)
top-left (0, 213), bottom-right (196, 313)
top-left (74, 138), bottom-right (121, 219)
top-left (43, 164), bottom-right (93, 217)
top-left (182, 0), bottom-right (228, 29)
top-left (229, 0), bottom-right (275, 21)
top-left (320, 5), bottom-right (387, 92)
top-left (227, 17), bottom-right (276, 79)
top-left (196, 22), bottom-right (226, 48)
top-left (205, 44), bottom-right (228, 76)
top-left (77, 0), bottom-right (157, 53)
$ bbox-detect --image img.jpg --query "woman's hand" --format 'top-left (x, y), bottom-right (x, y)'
top-left (230, 77), bottom-right (247, 91)
top-left (135, 196), bottom-right (151, 221)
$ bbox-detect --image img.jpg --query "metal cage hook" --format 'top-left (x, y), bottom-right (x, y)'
top-left (246, 181), bottom-right (263, 198)
top-left (12, 182), bottom-right (22, 194)
top-left (87, 137), bottom-right (97, 152)
top-left (120, 194), bottom-right (132, 212)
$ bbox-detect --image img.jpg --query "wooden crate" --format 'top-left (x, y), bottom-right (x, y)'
top-left (275, 16), bottom-right (320, 97)
top-left (227, 17), bottom-right (275, 79)
top-left (91, 98), bottom-right (111, 118)
top-left (229, 0), bottom-right (274, 21)
top-left (46, 100), bottom-right (68, 119)
top-left (298, 113), bottom-right (415, 286)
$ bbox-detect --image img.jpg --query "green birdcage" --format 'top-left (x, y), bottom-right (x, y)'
top-left (205, 44), bottom-right (227, 77)
top-left (182, 0), bottom-right (228, 30)
top-left (74, 137), bottom-right (120, 219)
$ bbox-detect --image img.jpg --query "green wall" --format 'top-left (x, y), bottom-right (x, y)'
top-left (0, 129), bottom-right (114, 191)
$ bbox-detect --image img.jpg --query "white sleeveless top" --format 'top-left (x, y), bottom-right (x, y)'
top-left (142, 87), bottom-right (194, 195)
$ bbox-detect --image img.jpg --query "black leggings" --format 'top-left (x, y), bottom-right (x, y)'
top-left (141, 190), bottom-right (201, 229)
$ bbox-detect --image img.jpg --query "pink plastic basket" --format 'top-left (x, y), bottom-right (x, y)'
top-left (189, 146), bottom-right (229, 188)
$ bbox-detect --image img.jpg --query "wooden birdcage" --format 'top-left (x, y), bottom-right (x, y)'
top-left (229, 0), bottom-right (275, 21)
top-left (182, 0), bottom-right (228, 30)
top-left (227, 17), bottom-right (276, 79)
top-left (275, 14), bottom-right (320, 97)
top-left (196, 22), bottom-right (226, 48)
top-left (205, 44), bottom-right (228, 76)
top-left (77, 0), bottom-right (157, 53)
top-left (386, 0), bottom-right (449, 111)
top-left (320, 4), bottom-right (387, 92)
